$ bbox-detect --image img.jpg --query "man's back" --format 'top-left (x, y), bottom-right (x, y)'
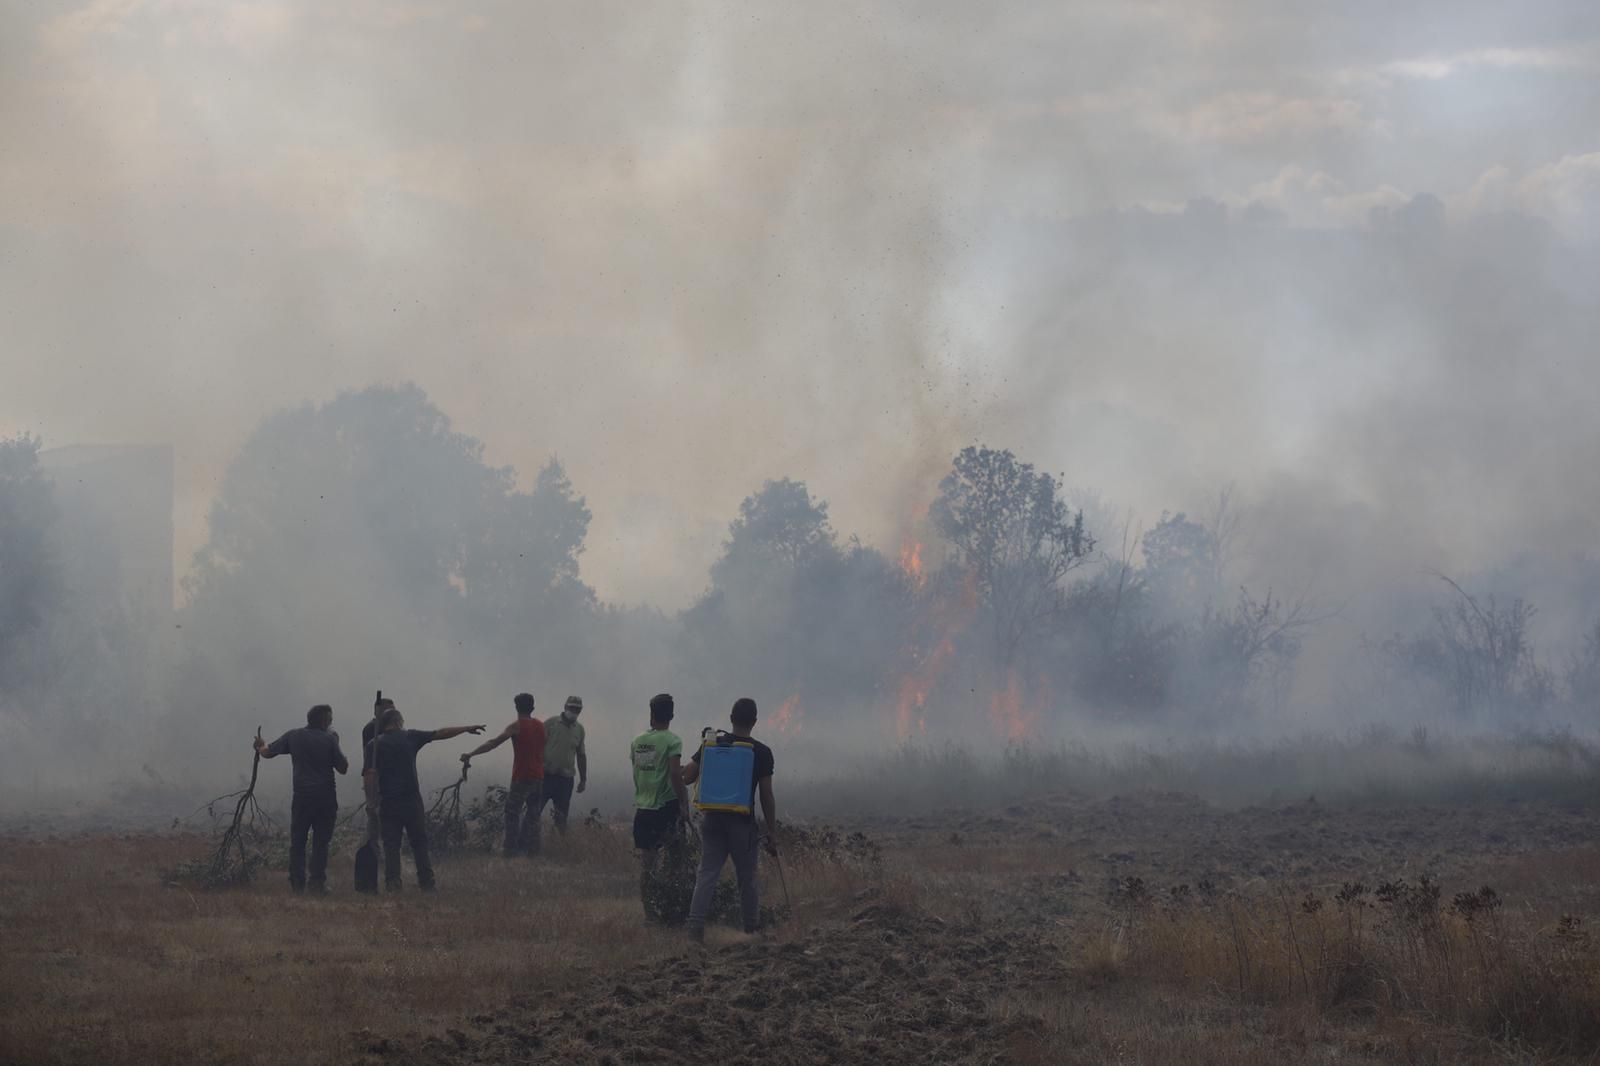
top-left (267, 727), bottom-right (347, 797)
top-left (631, 728), bottom-right (682, 810)
top-left (509, 718), bottom-right (547, 782)
top-left (372, 729), bottom-right (434, 805)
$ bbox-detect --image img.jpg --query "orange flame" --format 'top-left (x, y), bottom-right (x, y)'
top-left (988, 670), bottom-right (1040, 742)
top-left (898, 539), bottom-right (927, 589)
top-left (895, 634), bottom-right (953, 739)
top-left (773, 693), bottom-right (804, 736)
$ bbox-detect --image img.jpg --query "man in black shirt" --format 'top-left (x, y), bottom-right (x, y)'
top-left (681, 697), bottom-right (777, 939)
top-left (255, 704), bottom-right (349, 894)
top-left (367, 704), bottom-right (484, 891)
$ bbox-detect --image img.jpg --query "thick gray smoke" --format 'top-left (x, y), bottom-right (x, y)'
top-left (3, 3), bottom-right (1599, 802)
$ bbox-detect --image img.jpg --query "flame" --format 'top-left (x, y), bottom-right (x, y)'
top-left (892, 571), bottom-right (979, 740)
top-left (773, 693), bottom-right (804, 736)
top-left (988, 670), bottom-right (1040, 742)
top-left (897, 539), bottom-right (927, 588)
top-left (894, 634), bottom-right (953, 739)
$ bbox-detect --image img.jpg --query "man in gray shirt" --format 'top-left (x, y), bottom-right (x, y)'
top-left (255, 704), bottom-right (349, 894)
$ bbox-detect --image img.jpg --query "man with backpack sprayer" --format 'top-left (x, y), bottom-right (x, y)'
top-left (681, 697), bottom-right (778, 941)
top-left (459, 693), bottom-right (547, 856)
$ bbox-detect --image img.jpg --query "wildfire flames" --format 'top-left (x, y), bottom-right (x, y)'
top-left (897, 539), bottom-right (927, 589)
top-left (891, 526), bottom-right (1044, 743)
top-left (894, 635), bottom-right (952, 740)
top-left (988, 671), bottom-right (1040, 742)
top-left (772, 693), bottom-right (804, 736)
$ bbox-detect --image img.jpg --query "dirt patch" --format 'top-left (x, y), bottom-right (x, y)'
top-left (369, 900), bottom-right (1062, 1066)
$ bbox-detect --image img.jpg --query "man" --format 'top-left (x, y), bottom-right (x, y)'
top-left (538, 695), bottom-right (587, 834)
top-left (631, 692), bottom-right (690, 919)
top-left (460, 693), bottom-right (546, 856)
top-left (682, 697), bottom-right (777, 940)
top-left (254, 704), bottom-right (349, 895)
top-left (360, 699), bottom-right (387, 866)
top-left (368, 703), bottom-right (485, 890)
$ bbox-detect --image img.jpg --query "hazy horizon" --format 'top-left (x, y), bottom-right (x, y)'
top-left (5, 2), bottom-right (1598, 613)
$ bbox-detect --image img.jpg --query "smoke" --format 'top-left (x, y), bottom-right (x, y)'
top-left (3, 3), bottom-right (1600, 801)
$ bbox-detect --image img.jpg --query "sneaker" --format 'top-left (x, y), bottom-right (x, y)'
top-left (687, 925), bottom-right (705, 944)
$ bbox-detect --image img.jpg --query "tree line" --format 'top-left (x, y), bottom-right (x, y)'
top-left (3, 384), bottom-right (1598, 774)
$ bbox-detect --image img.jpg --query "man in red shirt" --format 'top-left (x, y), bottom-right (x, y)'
top-left (461, 692), bottom-right (547, 856)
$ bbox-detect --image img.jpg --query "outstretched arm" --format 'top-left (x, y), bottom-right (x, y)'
top-left (436, 723), bottom-right (488, 745)
top-left (460, 722), bottom-right (512, 761)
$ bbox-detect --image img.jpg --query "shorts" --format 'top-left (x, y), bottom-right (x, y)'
top-left (632, 801), bottom-right (680, 850)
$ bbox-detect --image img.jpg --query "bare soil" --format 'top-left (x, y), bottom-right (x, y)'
top-left (3, 790), bottom-right (1599, 1064)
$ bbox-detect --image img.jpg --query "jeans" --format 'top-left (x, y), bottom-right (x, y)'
top-left (687, 814), bottom-right (760, 933)
top-left (380, 799), bottom-right (434, 889)
top-left (538, 774), bottom-right (575, 833)
top-left (504, 778), bottom-right (543, 854)
top-left (289, 792), bottom-right (337, 891)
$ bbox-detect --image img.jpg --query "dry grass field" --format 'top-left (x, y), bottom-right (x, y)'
top-left (4, 776), bottom-right (1600, 1064)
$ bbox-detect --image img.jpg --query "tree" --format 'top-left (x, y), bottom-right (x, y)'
top-left (1564, 619), bottom-right (1600, 718)
top-left (174, 384), bottom-right (596, 738)
top-left (1140, 511), bottom-right (1221, 621)
top-left (930, 445), bottom-right (1093, 669)
top-left (681, 479), bottom-right (913, 718)
top-left (1382, 575), bottom-right (1546, 720)
top-left (712, 478), bottom-right (837, 582)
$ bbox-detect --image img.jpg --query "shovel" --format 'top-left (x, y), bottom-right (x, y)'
top-left (353, 689), bottom-right (383, 894)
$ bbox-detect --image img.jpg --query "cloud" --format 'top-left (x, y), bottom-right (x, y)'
top-left (1461, 153), bottom-right (1600, 240)
top-left (1179, 92), bottom-right (1376, 145)
top-left (1381, 43), bottom-right (1600, 82)
top-left (1237, 166), bottom-right (1409, 227)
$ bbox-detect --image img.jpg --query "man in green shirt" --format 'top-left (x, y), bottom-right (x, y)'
top-left (631, 692), bottom-right (689, 921)
top-left (539, 695), bottom-right (588, 834)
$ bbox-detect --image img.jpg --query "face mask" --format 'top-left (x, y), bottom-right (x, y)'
top-left (562, 711), bottom-right (577, 724)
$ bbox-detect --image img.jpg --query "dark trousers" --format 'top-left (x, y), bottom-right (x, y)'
top-left (289, 792), bottom-right (337, 891)
top-left (380, 800), bottom-right (434, 889)
top-left (504, 778), bottom-right (543, 854)
top-left (538, 774), bottom-right (575, 833)
top-left (688, 814), bottom-right (761, 933)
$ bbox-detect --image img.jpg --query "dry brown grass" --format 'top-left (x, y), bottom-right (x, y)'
top-left (0, 828), bottom-right (860, 1066)
top-left (1100, 868), bottom-right (1600, 1058)
top-left (8, 801), bottom-right (1600, 1065)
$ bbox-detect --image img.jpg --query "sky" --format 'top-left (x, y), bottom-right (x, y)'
top-left (3, 1), bottom-right (1598, 610)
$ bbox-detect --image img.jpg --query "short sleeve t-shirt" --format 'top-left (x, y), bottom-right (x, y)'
top-left (691, 734), bottom-right (774, 821)
top-left (630, 729), bottom-right (682, 810)
top-left (265, 727), bottom-right (348, 798)
top-left (543, 715), bottom-right (587, 777)
top-left (371, 728), bottom-right (435, 806)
